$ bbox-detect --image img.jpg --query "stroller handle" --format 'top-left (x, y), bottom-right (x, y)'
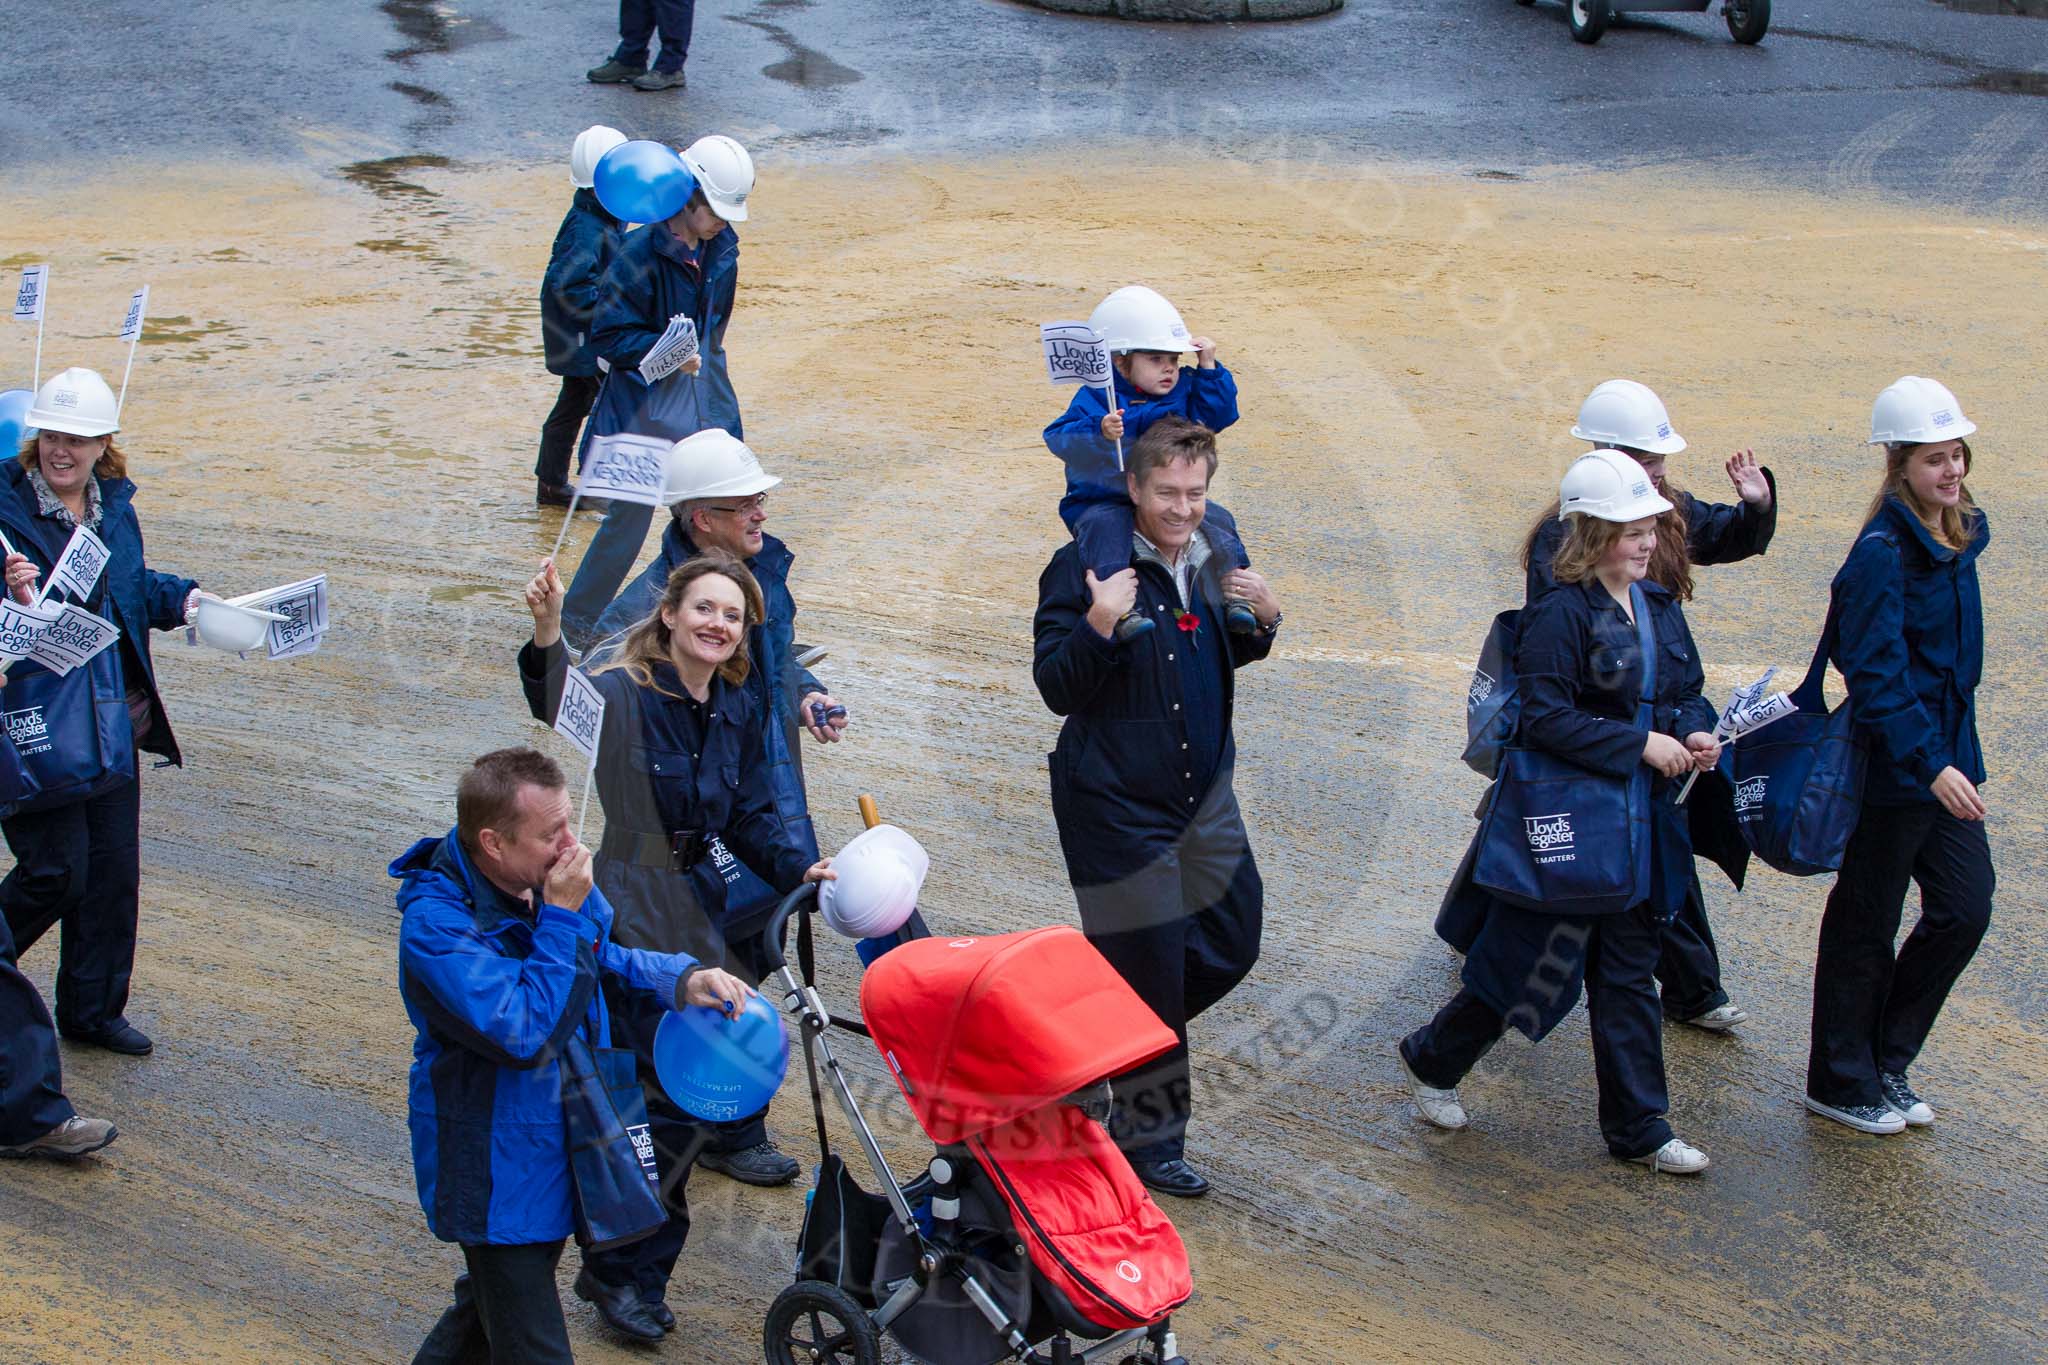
top-left (758, 882), bottom-right (820, 976)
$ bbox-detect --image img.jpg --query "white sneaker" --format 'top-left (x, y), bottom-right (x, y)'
top-left (1628, 1137), bottom-right (1710, 1174)
top-left (1681, 1004), bottom-right (1748, 1032)
top-left (1879, 1072), bottom-right (1935, 1127)
top-left (1398, 1050), bottom-right (1469, 1130)
top-left (1803, 1094), bottom-right (1907, 1135)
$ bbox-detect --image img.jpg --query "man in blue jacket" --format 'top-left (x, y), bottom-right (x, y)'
top-left (1032, 417), bottom-right (1283, 1200)
top-left (560, 157), bottom-right (747, 650)
top-left (535, 127), bottom-right (627, 507)
top-left (399, 747), bottom-right (752, 1358)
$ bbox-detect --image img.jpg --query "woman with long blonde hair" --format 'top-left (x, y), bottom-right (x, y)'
top-left (1803, 377), bottom-right (1992, 1137)
top-left (519, 550), bottom-right (831, 1339)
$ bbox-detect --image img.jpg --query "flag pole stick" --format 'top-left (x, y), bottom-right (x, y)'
top-left (1105, 378), bottom-right (1123, 473)
top-left (546, 486), bottom-right (585, 565)
top-left (576, 764), bottom-right (595, 844)
top-left (116, 330), bottom-right (140, 416)
top-left (31, 308), bottom-right (44, 392)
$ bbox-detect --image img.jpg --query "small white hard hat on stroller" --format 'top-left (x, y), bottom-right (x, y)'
top-left (817, 824), bottom-right (927, 940)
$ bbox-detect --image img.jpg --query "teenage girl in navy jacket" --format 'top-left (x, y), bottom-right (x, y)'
top-left (1804, 378), bottom-right (1993, 1137)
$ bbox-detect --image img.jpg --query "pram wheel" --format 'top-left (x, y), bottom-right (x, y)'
top-left (764, 1280), bottom-right (882, 1365)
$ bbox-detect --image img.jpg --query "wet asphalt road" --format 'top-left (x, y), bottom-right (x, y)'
top-left (1, 1), bottom-right (2045, 208)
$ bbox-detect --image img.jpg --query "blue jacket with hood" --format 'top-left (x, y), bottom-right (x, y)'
top-left (540, 187), bottom-right (625, 378)
top-left (393, 829), bottom-right (696, 1245)
top-left (1831, 494), bottom-right (1988, 806)
top-left (585, 221), bottom-right (741, 443)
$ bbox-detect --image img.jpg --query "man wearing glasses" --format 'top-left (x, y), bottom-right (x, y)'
top-left (583, 428), bottom-right (843, 1188)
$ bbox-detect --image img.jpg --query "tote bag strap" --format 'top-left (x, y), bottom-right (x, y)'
top-left (1631, 583), bottom-right (1658, 707)
top-left (1794, 528), bottom-right (1894, 711)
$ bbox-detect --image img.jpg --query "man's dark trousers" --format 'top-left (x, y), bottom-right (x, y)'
top-left (535, 374), bottom-right (603, 487)
top-left (1074, 782), bottom-right (1262, 1164)
top-left (0, 911), bottom-right (73, 1146)
top-left (413, 1239), bottom-right (573, 1365)
top-left (611, 0), bottom-right (695, 73)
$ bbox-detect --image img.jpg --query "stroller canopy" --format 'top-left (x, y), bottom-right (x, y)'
top-left (861, 927), bottom-right (1177, 1145)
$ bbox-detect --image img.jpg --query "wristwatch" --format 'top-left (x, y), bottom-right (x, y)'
top-left (1258, 610), bottom-right (1282, 635)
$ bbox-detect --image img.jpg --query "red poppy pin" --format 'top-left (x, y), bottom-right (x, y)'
top-left (1175, 610), bottom-right (1200, 634)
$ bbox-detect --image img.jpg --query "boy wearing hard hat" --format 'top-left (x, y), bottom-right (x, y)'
top-left (1044, 286), bottom-right (1259, 642)
top-left (535, 126), bottom-right (628, 508)
top-left (561, 135), bottom-right (755, 652)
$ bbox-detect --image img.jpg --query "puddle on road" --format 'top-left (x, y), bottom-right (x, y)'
top-left (379, 0), bottom-right (509, 63)
top-left (339, 154), bottom-right (454, 200)
top-left (729, 11), bottom-right (864, 88)
top-left (1967, 68), bottom-right (2048, 94)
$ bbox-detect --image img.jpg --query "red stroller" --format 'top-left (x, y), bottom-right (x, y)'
top-left (759, 886), bottom-right (1195, 1365)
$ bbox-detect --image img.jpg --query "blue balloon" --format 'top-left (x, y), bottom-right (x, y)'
top-left (0, 389), bottom-right (32, 459)
top-left (592, 140), bottom-right (697, 225)
top-left (653, 991), bottom-right (789, 1122)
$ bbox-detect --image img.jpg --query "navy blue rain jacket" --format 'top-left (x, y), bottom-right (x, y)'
top-left (1032, 539), bottom-right (1273, 886)
top-left (520, 644), bottom-right (813, 966)
top-left (1831, 494), bottom-right (1988, 806)
top-left (586, 222), bottom-right (741, 443)
top-left (0, 460), bottom-right (197, 766)
top-left (540, 188), bottom-right (624, 377)
top-left (1438, 579), bottom-right (1717, 954)
top-left (393, 829), bottom-right (695, 1245)
top-left (1044, 364), bottom-right (1239, 511)
top-left (1523, 472), bottom-right (1779, 603)
top-left (589, 521), bottom-right (824, 877)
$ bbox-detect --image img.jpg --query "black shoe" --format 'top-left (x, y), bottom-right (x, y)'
top-left (537, 480), bottom-right (576, 507)
top-left (1224, 598), bottom-right (1260, 634)
top-left (586, 59), bottom-right (646, 84)
top-left (643, 1299), bottom-right (676, 1333)
top-left (1131, 1158), bottom-right (1209, 1199)
top-left (698, 1138), bottom-right (799, 1187)
top-left (61, 1022), bottom-right (153, 1056)
top-left (632, 68), bottom-right (686, 91)
top-left (573, 1268), bottom-right (665, 1342)
top-left (1113, 610), bottom-right (1156, 643)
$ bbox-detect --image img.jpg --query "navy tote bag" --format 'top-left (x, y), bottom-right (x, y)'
top-left (1730, 599), bottom-right (1868, 876)
top-left (0, 646), bottom-right (135, 813)
top-left (1461, 609), bottom-right (1522, 778)
top-left (1471, 587), bottom-right (1653, 918)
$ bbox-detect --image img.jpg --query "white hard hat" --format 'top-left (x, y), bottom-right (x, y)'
top-left (570, 125), bottom-right (629, 189)
top-left (663, 429), bottom-right (782, 504)
top-left (1559, 449), bottom-right (1676, 524)
top-left (1087, 285), bottom-right (1193, 355)
top-left (26, 368), bottom-right (120, 439)
top-left (1869, 375), bottom-right (1976, 446)
top-left (1570, 379), bottom-right (1686, 456)
top-left (680, 135), bottom-right (755, 222)
top-left (817, 824), bottom-right (928, 940)
top-left (193, 596), bottom-right (286, 653)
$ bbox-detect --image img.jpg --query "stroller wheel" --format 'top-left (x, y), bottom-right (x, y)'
top-left (763, 1280), bottom-right (882, 1365)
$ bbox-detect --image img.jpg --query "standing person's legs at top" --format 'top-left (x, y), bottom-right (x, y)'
top-left (536, 374), bottom-right (604, 500)
top-left (622, 0), bottom-right (694, 90)
top-left (559, 497), bottom-right (657, 651)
